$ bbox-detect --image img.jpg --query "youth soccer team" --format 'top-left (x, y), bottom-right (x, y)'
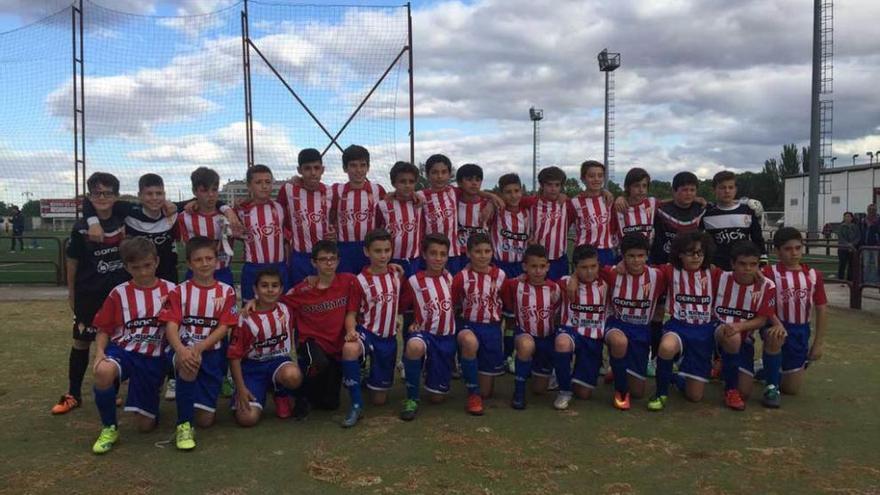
top-left (50, 145), bottom-right (828, 455)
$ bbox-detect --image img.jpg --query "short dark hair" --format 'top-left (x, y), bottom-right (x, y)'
top-left (523, 244), bottom-right (548, 263)
top-left (390, 161), bottom-right (419, 184)
top-left (572, 244), bottom-right (598, 265)
top-left (730, 240), bottom-right (761, 263)
top-left (580, 160), bottom-right (605, 179)
top-left (466, 232), bottom-right (492, 252)
top-left (425, 154), bottom-right (452, 174)
top-left (138, 173), bottom-right (164, 192)
top-left (624, 168), bottom-right (650, 196)
top-left (670, 232), bottom-right (714, 270)
top-left (672, 171), bottom-right (699, 191)
top-left (422, 233), bottom-right (450, 253)
top-left (191, 167), bottom-right (220, 190)
top-left (619, 233), bottom-right (651, 255)
top-left (247, 164), bottom-right (273, 183)
top-left (298, 148), bottom-right (322, 166)
top-left (120, 237), bottom-right (157, 264)
top-left (254, 267), bottom-right (283, 286)
top-left (311, 240), bottom-right (338, 259)
top-left (87, 172), bottom-right (120, 195)
top-left (342, 144), bottom-right (370, 169)
top-left (538, 166), bottom-right (565, 185)
top-left (185, 236), bottom-right (217, 261)
top-left (365, 228), bottom-right (392, 249)
top-left (498, 173), bottom-right (522, 189)
top-left (456, 163), bottom-right (483, 182)
top-left (712, 171), bottom-right (736, 188)
top-left (773, 227), bottom-right (803, 248)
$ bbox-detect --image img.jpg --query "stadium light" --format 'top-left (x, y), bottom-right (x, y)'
top-left (598, 48), bottom-right (621, 186)
top-left (831, 156), bottom-right (837, 167)
top-left (868, 151), bottom-right (875, 164)
top-left (852, 153), bottom-right (859, 166)
top-left (529, 107), bottom-right (544, 192)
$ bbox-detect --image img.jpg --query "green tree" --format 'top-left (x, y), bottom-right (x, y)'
top-left (780, 144), bottom-right (801, 176)
top-left (649, 180), bottom-right (672, 200)
top-left (761, 158), bottom-right (783, 209)
top-left (21, 200), bottom-right (40, 217)
top-left (606, 180), bottom-right (623, 197)
top-left (563, 178), bottom-right (582, 198)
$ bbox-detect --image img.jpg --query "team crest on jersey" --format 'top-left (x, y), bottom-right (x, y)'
top-left (640, 283), bottom-right (652, 297)
top-left (699, 274), bottom-right (708, 290)
top-left (782, 287), bottom-right (810, 300)
top-left (340, 209), bottom-right (372, 225)
top-left (523, 306), bottom-right (553, 322)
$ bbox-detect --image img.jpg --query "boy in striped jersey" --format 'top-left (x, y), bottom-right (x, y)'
top-left (90, 238), bottom-right (176, 454)
top-left (501, 244), bottom-right (562, 409)
top-left (612, 168), bottom-right (657, 245)
top-left (490, 173), bottom-right (530, 279)
top-left (552, 245), bottom-right (609, 411)
top-left (340, 229), bottom-right (401, 427)
top-left (236, 164), bottom-right (289, 302)
top-left (760, 227), bottom-right (828, 407)
top-left (451, 164), bottom-right (491, 274)
top-left (452, 233), bottom-right (507, 415)
top-left (417, 154), bottom-right (459, 271)
top-left (713, 241), bottom-right (777, 411)
top-left (398, 233), bottom-right (457, 421)
top-left (159, 237), bottom-right (239, 450)
top-left (331, 145), bottom-right (386, 275)
top-left (228, 268), bottom-right (302, 426)
top-left (569, 161), bottom-right (617, 266)
top-left (376, 161), bottom-right (422, 279)
top-left (522, 167), bottom-right (571, 281)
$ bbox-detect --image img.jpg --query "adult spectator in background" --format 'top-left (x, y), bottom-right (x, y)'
top-left (862, 204), bottom-right (879, 246)
top-left (861, 204), bottom-right (880, 284)
top-left (9, 206), bottom-right (24, 253)
top-left (836, 212), bottom-right (860, 282)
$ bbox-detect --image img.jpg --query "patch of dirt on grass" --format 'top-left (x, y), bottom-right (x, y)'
top-left (601, 482), bottom-right (635, 494)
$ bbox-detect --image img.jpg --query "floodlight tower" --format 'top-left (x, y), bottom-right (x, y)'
top-left (529, 107), bottom-right (544, 192)
top-left (598, 49), bottom-right (620, 185)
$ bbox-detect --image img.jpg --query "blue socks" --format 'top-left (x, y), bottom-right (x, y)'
top-left (175, 378), bottom-right (195, 425)
top-left (763, 351), bottom-right (782, 388)
top-left (341, 359), bottom-right (363, 409)
top-left (514, 358), bottom-right (532, 401)
top-left (721, 350), bottom-right (740, 391)
top-left (655, 357), bottom-right (673, 397)
top-left (552, 351), bottom-right (573, 392)
top-left (460, 357), bottom-right (480, 396)
top-left (403, 357), bottom-right (422, 401)
top-left (94, 385), bottom-right (117, 427)
top-left (609, 355), bottom-right (628, 393)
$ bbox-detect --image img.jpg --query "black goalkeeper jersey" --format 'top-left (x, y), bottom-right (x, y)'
top-left (650, 201), bottom-right (706, 265)
top-left (700, 202), bottom-right (767, 270)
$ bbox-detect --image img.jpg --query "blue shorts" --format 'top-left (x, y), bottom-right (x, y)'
top-left (459, 320), bottom-right (504, 376)
top-left (288, 250), bottom-right (317, 287)
top-left (604, 318), bottom-right (651, 380)
top-left (234, 356), bottom-right (294, 409)
top-left (391, 258), bottom-right (419, 280)
top-left (779, 322), bottom-right (811, 373)
top-left (557, 326), bottom-right (604, 388)
top-left (358, 327), bottom-right (398, 391)
top-left (515, 329), bottom-right (555, 376)
top-left (409, 332), bottom-right (456, 394)
top-left (185, 266), bottom-right (234, 290)
top-left (494, 259), bottom-right (523, 279)
top-left (597, 248), bottom-right (619, 267)
top-left (240, 261), bottom-right (289, 301)
top-left (447, 255), bottom-right (467, 276)
top-left (547, 256), bottom-right (569, 281)
top-left (663, 318), bottom-right (719, 383)
top-left (337, 241), bottom-right (369, 275)
top-left (104, 344), bottom-right (167, 419)
top-left (172, 348), bottom-right (227, 413)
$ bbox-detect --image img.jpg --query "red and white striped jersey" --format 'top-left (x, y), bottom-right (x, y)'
top-left (418, 186), bottom-right (460, 257)
top-left (277, 182), bottom-right (331, 254)
top-left (557, 276), bottom-right (609, 339)
top-left (523, 195), bottom-right (570, 260)
top-left (614, 197), bottom-right (658, 242)
top-left (177, 210), bottom-right (231, 268)
top-left (227, 303), bottom-right (293, 361)
top-left (456, 197), bottom-right (489, 252)
top-left (399, 271), bottom-right (456, 336)
top-left (713, 271), bottom-right (776, 324)
top-left (330, 181), bottom-right (386, 242)
top-left (500, 278), bottom-right (561, 338)
top-left (490, 207), bottom-right (530, 263)
top-left (452, 266), bottom-right (506, 323)
top-left (93, 279), bottom-right (176, 357)
top-left (763, 264), bottom-right (827, 324)
top-left (375, 197), bottom-right (422, 260)
top-left (236, 200), bottom-right (286, 264)
top-left (602, 266), bottom-right (666, 326)
top-left (569, 195), bottom-right (614, 249)
top-left (348, 269), bottom-right (401, 338)
top-left (159, 280), bottom-right (239, 351)
top-left (660, 265), bottom-right (721, 325)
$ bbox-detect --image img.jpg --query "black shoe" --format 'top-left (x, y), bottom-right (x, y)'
top-left (293, 398), bottom-right (311, 420)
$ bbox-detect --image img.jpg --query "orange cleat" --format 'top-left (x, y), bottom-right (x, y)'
top-left (466, 394), bottom-right (484, 416)
top-left (724, 389), bottom-right (746, 411)
top-left (51, 394), bottom-right (80, 415)
top-left (613, 391), bottom-right (631, 411)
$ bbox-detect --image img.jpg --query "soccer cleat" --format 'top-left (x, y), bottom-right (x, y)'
top-left (175, 422), bottom-right (196, 450)
top-left (274, 395), bottom-right (293, 419)
top-left (613, 391), bottom-right (631, 411)
top-left (221, 375), bottom-right (234, 398)
top-left (510, 396), bottom-right (527, 410)
top-left (724, 389), bottom-right (746, 411)
top-left (293, 397), bottom-right (311, 421)
top-left (164, 378), bottom-right (176, 401)
top-left (466, 394), bottom-right (485, 416)
top-left (51, 394), bottom-right (80, 415)
top-left (92, 425), bottom-right (118, 454)
top-left (553, 391), bottom-right (573, 410)
top-left (646, 359), bottom-right (657, 378)
top-left (399, 399), bottom-right (419, 421)
top-left (646, 395), bottom-right (667, 412)
top-left (762, 385), bottom-right (781, 409)
top-left (342, 406), bottom-right (363, 428)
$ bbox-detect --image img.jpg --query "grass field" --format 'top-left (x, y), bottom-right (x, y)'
top-left (1, 300), bottom-right (878, 494)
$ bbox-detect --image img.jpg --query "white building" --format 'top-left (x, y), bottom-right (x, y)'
top-left (784, 162), bottom-right (880, 230)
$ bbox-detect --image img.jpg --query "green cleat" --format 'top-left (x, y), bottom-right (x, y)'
top-left (399, 399), bottom-right (419, 421)
top-left (92, 425), bottom-right (119, 454)
top-left (175, 421), bottom-right (196, 451)
top-left (647, 395), bottom-right (667, 412)
top-left (762, 385), bottom-right (781, 409)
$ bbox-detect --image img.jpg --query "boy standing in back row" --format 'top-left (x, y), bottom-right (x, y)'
top-left (701, 170), bottom-right (767, 270)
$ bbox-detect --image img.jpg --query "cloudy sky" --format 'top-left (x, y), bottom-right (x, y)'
top-left (1, 0), bottom-right (878, 203)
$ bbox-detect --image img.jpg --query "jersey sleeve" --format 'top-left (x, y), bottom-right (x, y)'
top-left (158, 288), bottom-right (183, 324)
top-left (813, 270), bottom-right (828, 305)
top-left (218, 288), bottom-right (240, 326)
top-left (226, 320), bottom-right (253, 360)
top-left (374, 202), bottom-right (386, 229)
top-left (756, 282), bottom-right (776, 318)
top-left (377, 183), bottom-right (387, 200)
top-left (599, 266), bottom-right (617, 285)
top-left (66, 227), bottom-right (85, 260)
top-left (347, 280), bottom-right (364, 312)
top-left (653, 267), bottom-right (669, 296)
top-left (520, 195), bottom-right (538, 210)
top-left (398, 277), bottom-right (415, 313)
top-left (500, 279), bottom-right (518, 313)
top-left (451, 272), bottom-right (465, 305)
top-left (92, 291), bottom-right (122, 335)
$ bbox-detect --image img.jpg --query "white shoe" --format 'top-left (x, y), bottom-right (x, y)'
top-left (553, 391), bottom-right (573, 410)
top-left (164, 378), bottom-right (176, 400)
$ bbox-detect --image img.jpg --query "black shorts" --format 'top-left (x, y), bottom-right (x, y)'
top-left (297, 341), bottom-right (342, 410)
top-left (72, 292), bottom-right (106, 342)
